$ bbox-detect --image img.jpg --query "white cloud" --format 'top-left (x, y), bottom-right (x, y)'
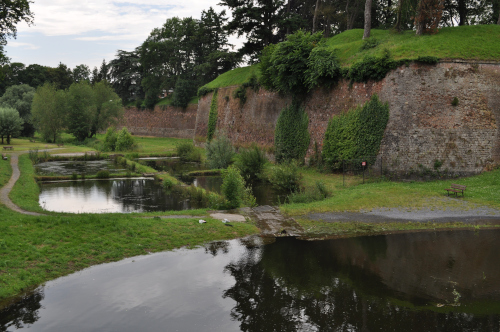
top-left (7, 41), bottom-right (40, 50)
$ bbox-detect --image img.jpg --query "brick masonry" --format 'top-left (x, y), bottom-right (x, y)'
top-left (194, 62), bottom-right (500, 175)
top-left (120, 104), bottom-right (197, 139)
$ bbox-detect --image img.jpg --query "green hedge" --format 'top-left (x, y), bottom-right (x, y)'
top-left (207, 90), bottom-right (218, 142)
top-left (274, 102), bottom-right (310, 164)
top-left (322, 94), bottom-right (389, 169)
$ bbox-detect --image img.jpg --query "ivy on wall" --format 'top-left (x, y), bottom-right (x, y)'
top-left (322, 94), bottom-right (389, 169)
top-left (274, 102), bottom-right (310, 163)
top-left (207, 89), bottom-right (218, 142)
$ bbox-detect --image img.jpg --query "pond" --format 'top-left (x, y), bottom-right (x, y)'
top-left (2, 229), bottom-right (500, 331)
top-left (39, 178), bottom-right (202, 213)
top-left (35, 160), bottom-right (127, 176)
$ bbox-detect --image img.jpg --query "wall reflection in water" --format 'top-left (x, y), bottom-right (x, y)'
top-left (1, 230), bottom-right (500, 331)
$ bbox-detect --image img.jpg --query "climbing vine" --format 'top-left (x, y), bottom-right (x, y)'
top-left (207, 90), bottom-right (218, 142)
top-left (274, 102), bottom-right (310, 164)
top-left (322, 94), bottom-right (389, 169)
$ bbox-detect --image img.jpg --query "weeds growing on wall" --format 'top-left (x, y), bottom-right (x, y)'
top-left (233, 75), bottom-right (260, 106)
top-left (322, 94), bottom-right (389, 170)
top-left (274, 102), bottom-right (310, 164)
top-left (347, 49), bottom-right (399, 83)
top-left (207, 90), bottom-right (218, 142)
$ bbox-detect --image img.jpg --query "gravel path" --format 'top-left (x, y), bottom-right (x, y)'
top-left (306, 199), bottom-right (500, 224)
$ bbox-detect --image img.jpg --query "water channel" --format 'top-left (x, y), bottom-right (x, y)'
top-left (2, 229), bottom-right (500, 331)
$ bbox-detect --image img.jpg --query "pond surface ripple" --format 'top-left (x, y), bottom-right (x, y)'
top-left (2, 230), bottom-right (500, 331)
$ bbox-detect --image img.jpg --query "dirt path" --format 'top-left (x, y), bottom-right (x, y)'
top-left (0, 152), bottom-right (46, 216)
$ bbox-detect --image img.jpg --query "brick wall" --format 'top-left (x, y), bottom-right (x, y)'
top-left (194, 62), bottom-right (500, 175)
top-left (121, 104), bottom-right (197, 139)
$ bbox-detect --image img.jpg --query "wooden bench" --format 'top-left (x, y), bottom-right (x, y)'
top-left (445, 184), bottom-right (467, 197)
top-left (2, 146), bottom-right (13, 151)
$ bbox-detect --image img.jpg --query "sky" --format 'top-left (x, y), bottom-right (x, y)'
top-left (4, 0), bottom-right (242, 70)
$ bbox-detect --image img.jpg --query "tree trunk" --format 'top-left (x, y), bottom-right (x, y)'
top-left (458, 0), bottom-right (466, 25)
top-left (394, 0), bottom-right (403, 32)
top-left (363, 0), bottom-right (372, 39)
top-left (286, 0), bottom-right (291, 35)
top-left (6, 135), bottom-right (10, 145)
top-left (415, 0), bottom-right (424, 35)
top-left (313, 0), bottom-right (321, 32)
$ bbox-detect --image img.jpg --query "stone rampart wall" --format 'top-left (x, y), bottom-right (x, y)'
top-left (194, 62), bottom-right (500, 174)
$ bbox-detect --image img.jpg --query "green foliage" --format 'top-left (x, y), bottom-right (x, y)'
top-left (31, 83), bottom-right (66, 143)
top-left (234, 144), bottom-right (268, 182)
top-left (322, 94), bottom-right (389, 170)
top-left (66, 81), bottom-right (94, 141)
top-left (221, 165), bottom-right (256, 209)
top-left (233, 85), bottom-right (247, 105)
top-left (207, 90), bottom-right (218, 142)
top-left (415, 56), bottom-right (440, 64)
top-left (304, 47), bottom-right (342, 91)
top-left (197, 87), bottom-right (215, 98)
top-left (268, 161), bottom-right (302, 193)
top-left (96, 170), bottom-right (110, 179)
top-left (348, 49), bottom-right (398, 83)
top-left (0, 107), bottom-right (24, 144)
top-left (274, 103), bottom-right (310, 164)
top-left (205, 133), bottom-right (235, 169)
top-left (287, 181), bottom-right (331, 204)
top-left (176, 141), bottom-right (201, 162)
top-left (0, 84), bottom-right (35, 137)
top-left (103, 127), bottom-right (118, 151)
top-left (360, 37), bottom-right (380, 51)
top-left (115, 127), bottom-right (136, 151)
top-left (260, 30), bottom-right (323, 96)
top-left (171, 79), bottom-right (197, 108)
top-left (451, 97), bottom-right (459, 106)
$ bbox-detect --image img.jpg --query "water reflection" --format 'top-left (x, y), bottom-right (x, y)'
top-left (3, 230), bottom-right (500, 331)
top-left (39, 179), bottom-right (200, 213)
top-left (35, 160), bottom-right (126, 176)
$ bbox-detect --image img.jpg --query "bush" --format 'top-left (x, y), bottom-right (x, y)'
top-left (176, 141), bottom-right (201, 162)
top-left (207, 90), bottom-right (218, 142)
top-left (96, 170), bottom-right (110, 179)
top-left (274, 103), bottom-right (310, 164)
top-left (287, 181), bottom-right (331, 204)
top-left (171, 79), bottom-right (197, 108)
top-left (221, 165), bottom-right (256, 209)
top-left (451, 97), bottom-right (459, 106)
top-left (359, 37), bottom-right (379, 51)
top-left (205, 133), bottom-right (235, 169)
top-left (268, 161), bottom-right (302, 193)
top-left (115, 127), bottom-right (135, 151)
top-left (348, 49), bottom-right (398, 83)
top-left (416, 56), bottom-right (440, 64)
top-left (305, 47), bottom-right (342, 91)
top-left (234, 144), bottom-right (267, 182)
top-left (322, 94), bottom-right (389, 170)
top-left (103, 127), bottom-right (118, 151)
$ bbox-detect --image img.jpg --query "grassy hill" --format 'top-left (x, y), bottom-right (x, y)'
top-left (200, 25), bottom-right (500, 91)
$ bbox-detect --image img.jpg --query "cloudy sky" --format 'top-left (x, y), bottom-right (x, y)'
top-left (4, 0), bottom-right (241, 70)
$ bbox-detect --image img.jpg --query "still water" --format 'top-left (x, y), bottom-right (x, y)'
top-left (39, 178), bottom-right (202, 213)
top-left (2, 230), bottom-right (500, 331)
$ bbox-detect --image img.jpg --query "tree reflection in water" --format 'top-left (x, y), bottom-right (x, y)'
top-left (0, 290), bottom-right (44, 331)
top-left (223, 236), bottom-right (500, 331)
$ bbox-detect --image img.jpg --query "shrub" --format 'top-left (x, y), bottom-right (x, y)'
top-left (221, 165), bottom-right (256, 209)
top-left (103, 127), bottom-right (118, 151)
top-left (359, 37), bottom-right (379, 51)
top-left (268, 161), bottom-right (302, 193)
top-left (197, 86), bottom-right (215, 98)
top-left (205, 133), bottom-right (235, 169)
top-left (28, 148), bottom-right (40, 164)
top-left (115, 127), bottom-right (135, 151)
top-left (451, 97), bottom-right (459, 106)
top-left (71, 172), bottom-right (78, 180)
top-left (416, 56), bottom-right (440, 64)
top-left (171, 79), bottom-right (197, 108)
top-left (176, 141), bottom-right (201, 162)
top-left (235, 144), bottom-right (268, 182)
top-left (207, 90), bottom-right (218, 142)
top-left (274, 102), bottom-right (310, 164)
top-left (96, 170), bottom-right (110, 179)
top-left (287, 181), bottom-right (331, 204)
top-left (305, 47), bottom-right (342, 91)
top-left (322, 94), bottom-right (389, 170)
top-left (348, 49), bottom-right (398, 83)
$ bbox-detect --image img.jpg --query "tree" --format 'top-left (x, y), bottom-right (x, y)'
top-left (415, 0), bottom-right (444, 35)
top-left (0, 107), bottom-right (23, 144)
top-left (66, 81), bottom-right (95, 141)
top-left (0, 84), bottom-right (35, 136)
top-left (0, 0), bottom-right (34, 46)
top-left (98, 59), bottom-right (109, 82)
top-left (109, 48), bottom-right (143, 103)
top-left (90, 81), bottom-right (123, 137)
top-left (47, 63), bottom-right (73, 89)
top-left (31, 83), bottom-right (66, 143)
top-left (73, 64), bottom-right (91, 83)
